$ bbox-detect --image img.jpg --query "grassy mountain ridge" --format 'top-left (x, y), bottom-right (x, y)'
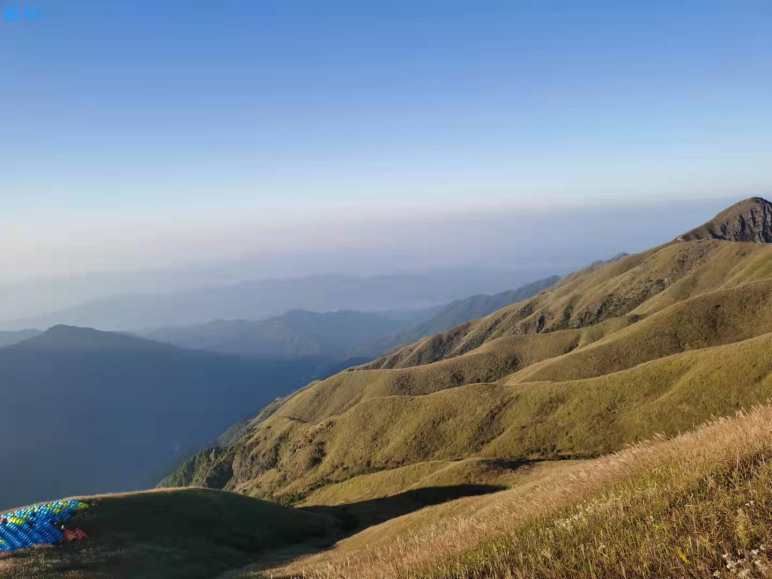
top-left (361, 243), bottom-right (684, 369)
top-left (508, 275), bottom-right (772, 383)
top-left (163, 204), bottom-right (772, 508)
top-left (367, 237), bottom-right (772, 371)
top-left (194, 330), bottom-right (772, 502)
top-left (12, 394), bottom-right (772, 578)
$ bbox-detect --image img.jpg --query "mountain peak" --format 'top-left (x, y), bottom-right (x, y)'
top-left (677, 197), bottom-right (772, 242)
top-left (16, 324), bottom-right (175, 352)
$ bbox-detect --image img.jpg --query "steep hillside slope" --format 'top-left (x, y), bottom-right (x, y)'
top-left (172, 332), bottom-right (772, 501)
top-left (0, 327), bottom-right (325, 510)
top-left (507, 276), bottom-right (772, 383)
top-left (163, 199), bottom-right (772, 508)
top-left (261, 402), bottom-right (772, 579)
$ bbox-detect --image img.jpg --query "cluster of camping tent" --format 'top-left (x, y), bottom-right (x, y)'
top-left (0, 500), bottom-right (89, 552)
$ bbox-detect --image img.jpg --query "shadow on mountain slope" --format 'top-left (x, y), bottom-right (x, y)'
top-left (302, 483), bottom-right (509, 533)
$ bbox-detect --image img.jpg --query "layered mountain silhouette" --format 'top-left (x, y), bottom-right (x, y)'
top-left (0, 326), bottom-right (328, 509)
top-left (0, 269), bottom-right (556, 331)
top-left (142, 276), bottom-right (560, 361)
top-left (142, 310), bottom-right (415, 360)
top-left (0, 328), bottom-right (41, 348)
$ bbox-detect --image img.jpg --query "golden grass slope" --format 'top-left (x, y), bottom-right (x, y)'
top-left (508, 276), bottom-right (772, 383)
top-left (223, 331), bottom-right (772, 501)
top-left (258, 402), bottom-right (772, 579)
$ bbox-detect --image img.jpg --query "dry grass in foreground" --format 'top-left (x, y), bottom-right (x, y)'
top-left (260, 403), bottom-right (772, 578)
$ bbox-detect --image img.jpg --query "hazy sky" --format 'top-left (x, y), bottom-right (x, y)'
top-left (2, 0), bottom-right (771, 279)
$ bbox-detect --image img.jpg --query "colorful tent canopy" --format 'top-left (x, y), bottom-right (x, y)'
top-left (0, 500), bottom-right (89, 552)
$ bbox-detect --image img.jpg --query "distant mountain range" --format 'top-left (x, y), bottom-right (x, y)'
top-left (0, 268), bottom-right (561, 331)
top-left (138, 276), bottom-right (561, 361)
top-left (141, 309), bottom-right (414, 360)
top-left (0, 325), bottom-right (333, 510)
top-left (0, 328), bottom-right (41, 348)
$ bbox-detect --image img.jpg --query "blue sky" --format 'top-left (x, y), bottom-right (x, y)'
top-left (1, 0), bottom-right (771, 277)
